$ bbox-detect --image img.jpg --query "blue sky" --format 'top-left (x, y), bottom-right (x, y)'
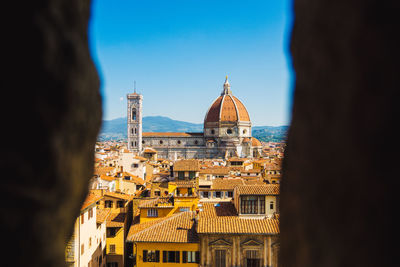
top-left (89, 0), bottom-right (294, 126)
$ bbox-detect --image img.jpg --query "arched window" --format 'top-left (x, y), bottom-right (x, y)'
top-left (134, 141), bottom-right (137, 147)
top-left (227, 129), bottom-right (233, 134)
top-left (134, 128), bottom-right (137, 134)
top-left (132, 108), bottom-right (137, 121)
top-left (131, 128), bottom-right (134, 134)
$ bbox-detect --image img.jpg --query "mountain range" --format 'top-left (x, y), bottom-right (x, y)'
top-left (98, 116), bottom-right (288, 143)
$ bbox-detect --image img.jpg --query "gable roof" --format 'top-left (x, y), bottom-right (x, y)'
top-left (235, 184), bottom-right (280, 195)
top-left (126, 211), bottom-right (199, 243)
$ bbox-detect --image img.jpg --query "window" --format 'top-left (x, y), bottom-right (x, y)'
top-left (215, 250), bottom-right (226, 267)
top-left (105, 200), bottom-right (113, 208)
top-left (203, 191), bottom-right (209, 198)
top-left (177, 140), bottom-right (181, 144)
top-left (109, 244), bottom-right (116, 254)
top-left (132, 108), bottom-right (137, 121)
top-left (178, 171), bottom-right (185, 180)
top-left (107, 228), bottom-right (117, 237)
top-left (215, 191), bottom-right (222, 198)
top-left (89, 237), bottom-right (92, 248)
top-left (246, 250), bottom-right (260, 267)
top-left (143, 250), bottom-right (160, 262)
top-left (135, 128), bottom-right (137, 134)
top-left (142, 140), bottom-right (145, 144)
top-left (134, 141), bottom-right (137, 147)
top-left (240, 196), bottom-right (266, 214)
top-left (194, 140), bottom-right (199, 145)
top-left (117, 201), bottom-right (124, 208)
top-left (163, 251), bottom-right (180, 263)
top-left (154, 191), bottom-right (161, 196)
top-left (81, 213), bottom-right (84, 224)
top-left (188, 188), bottom-right (193, 196)
top-left (182, 251), bottom-right (200, 263)
top-left (227, 128), bottom-right (232, 134)
top-left (243, 129), bottom-right (247, 134)
top-left (189, 171), bottom-right (195, 179)
top-left (159, 140), bottom-right (163, 145)
top-left (107, 262), bottom-right (118, 267)
top-left (81, 244), bottom-right (84, 255)
top-left (228, 191), bottom-right (233, 198)
top-left (147, 208), bottom-right (158, 217)
top-left (211, 129), bottom-right (215, 134)
top-left (270, 201), bottom-right (274, 210)
top-left (131, 128), bottom-right (134, 134)
top-left (88, 208), bottom-right (93, 219)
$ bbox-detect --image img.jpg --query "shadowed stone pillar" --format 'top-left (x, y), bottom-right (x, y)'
top-left (1, 0), bottom-right (101, 266)
top-left (281, 0), bottom-right (398, 267)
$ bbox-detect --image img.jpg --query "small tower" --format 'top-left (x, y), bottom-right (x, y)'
top-left (127, 84), bottom-right (143, 154)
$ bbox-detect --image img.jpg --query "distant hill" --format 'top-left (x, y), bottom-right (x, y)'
top-left (98, 116), bottom-right (287, 142)
top-left (99, 116), bottom-right (203, 140)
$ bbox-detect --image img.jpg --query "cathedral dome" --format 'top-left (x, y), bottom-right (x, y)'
top-left (204, 77), bottom-right (250, 124)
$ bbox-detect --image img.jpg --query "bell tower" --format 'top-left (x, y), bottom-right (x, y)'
top-left (127, 85), bottom-right (143, 154)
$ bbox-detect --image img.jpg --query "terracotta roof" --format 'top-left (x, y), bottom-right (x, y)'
top-left (103, 191), bottom-right (134, 201)
top-left (127, 211), bottom-right (199, 243)
top-left (235, 184), bottom-right (280, 195)
top-left (174, 159), bottom-right (200, 171)
top-left (143, 148), bottom-right (157, 153)
top-left (127, 216), bottom-right (167, 238)
top-left (204, 93), bottom-right (250, 123)
top-left (199, 167), bottom-right (229, 175)
top-left (198, 203), bottom-right (279, 234)
top-left (199, 202), bottom-right (238, 217)
top-left (96, 208), bottom-right (111, 224)
top-left (197, 216), bottom-right (279, 234)
top-left (106, 212), bottom-right (126, 227)
top-left (99, 174), bottom-right (116, 182)
top-left (94, 167), bottom-right (115, 176)
top-left (81, 192), bottom-right (103, 211)
top-left (143, 132), bottom-right (203, 137)
top-left (211, 178), bottom-right (245, 190)
top-left (251, 137), bottom-right (262, 147)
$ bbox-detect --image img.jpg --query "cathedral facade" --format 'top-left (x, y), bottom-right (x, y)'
top-left (127, 77), bottom-right (262, 159)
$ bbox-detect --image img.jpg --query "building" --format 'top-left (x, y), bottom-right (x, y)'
top-left (96, 191), bottom-right (134, 267)
top-left (127, 90), bottom-right (143, 153)
top-left (65, 192), bottom-right (107, 267)
top-left (126, 211), bottom-right (200, 266)
top-left (127, 77), bottom-right (263, 159)
top-left (198, 184), bottom-right (280, 267)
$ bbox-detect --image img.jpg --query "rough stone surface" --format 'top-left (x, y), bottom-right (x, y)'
top-left (281, 0), bottom-right (398, 266)
top-left (1, 1), bottom-right (101, 266)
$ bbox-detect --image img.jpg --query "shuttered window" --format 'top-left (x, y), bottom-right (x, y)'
top-left (215, 250), bottom-right (226, 267)
top-left (162, 251), bottom-right (180, 263)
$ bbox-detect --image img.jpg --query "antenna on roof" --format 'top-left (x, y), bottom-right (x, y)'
top-left (134, 80), bottom-right (136, 94)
